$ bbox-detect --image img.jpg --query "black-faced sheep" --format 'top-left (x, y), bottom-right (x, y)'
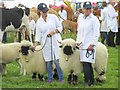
top-left (19, 40), bottom-right (46, 80)
top-left (59, 38), bottom-right (108, 84)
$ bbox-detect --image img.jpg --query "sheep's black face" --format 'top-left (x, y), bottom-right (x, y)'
top-left (21, 46), bottom-right (30, 55)
top-left (63, 46), bottom-right (73, 55)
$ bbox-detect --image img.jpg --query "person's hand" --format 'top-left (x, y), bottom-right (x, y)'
top-left (87, 44), bottom-right (94, 51)
top-left (47, 31), bottom-right (55, 37)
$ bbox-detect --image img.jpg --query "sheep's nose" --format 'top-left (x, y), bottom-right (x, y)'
top-left (21, 46), bottom-right (30, 55)
top-left (63, 46), bottom-right (73, 55)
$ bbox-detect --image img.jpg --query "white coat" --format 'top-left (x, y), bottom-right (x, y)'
top-left (29, 19), bottom-right (36, 35)
top-left (58, 10), bottom-right (67, 23)
top-left (35, 14), bottom-right (62, 62)
top-left (106, 4), bottom-right (118, 32)
top-left (77, 13), bottom-right (100, 63)
top-left (100, 7), bottom-right (108, 32)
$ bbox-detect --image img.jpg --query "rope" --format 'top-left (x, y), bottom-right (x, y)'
top-left (79, 49), bottom-right (95, 59)
top-left (51, 36), bottom-right (53, 60)
top-left (34, 36), bottom-right (47, 51)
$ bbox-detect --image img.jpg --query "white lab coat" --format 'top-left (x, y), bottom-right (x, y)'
top-left (35, 14), bottom-right (62, 62)
top-left (77, 13), bottom-right (100, 63)
top-left (29, 19), bottom-right (36, 35)
top-left (106, 4), bottom-right (118, 32)
top-left (100, 7), bottom-right (108, 32)
top-left (58, 10), bottom-right (67, 23)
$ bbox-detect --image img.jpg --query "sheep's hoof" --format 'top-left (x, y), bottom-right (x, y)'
top-left (67, 74), bottom-right (78, 85)
top-left (32, 73), bottom-right (37, 81)
top-left (96, 75), bottom-right (106, 83)
top-left (38, 74), bottom-right (45, 81)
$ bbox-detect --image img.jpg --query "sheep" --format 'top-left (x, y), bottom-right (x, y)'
top-left (58, 38), bottom-right (108, 84)
top-left (0, 42), bottom-right (22, 75)
top-left (19, 40), bottom-right (46, 80)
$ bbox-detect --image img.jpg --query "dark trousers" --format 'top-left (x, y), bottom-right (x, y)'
top-left (82, 62), bottom-right (94, 84)
top-left (116, 28), bottom-right (120, 45)
top-left (31, 34), bottom-right (34, 43)
top-left (2, 32), bottom-right (7, 43)
top-left (18, 31), bottom-right (21, 42)
top-left (108, 30), bottom-right (116, 47)
top-left (101, 32), bottom-right (108, 45)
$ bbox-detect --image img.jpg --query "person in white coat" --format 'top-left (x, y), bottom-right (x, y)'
top-left (29, 16), bottom-right (36, 42)
top-left (58, 5), bottom-right (67, 23)
top-left (33, 3), bottom-right (64, 83)
top-left (106, 0), bottom-right (118, 47)
top-left (100, 2), bottom-right (108, 45)
top-left (76, 1), bottom-right (100, 87)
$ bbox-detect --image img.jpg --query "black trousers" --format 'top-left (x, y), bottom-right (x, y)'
top-left (2, 32), bottom-right (7, 43)
top-left (108, 30), bottom-right (116, 47)
top-left (82, 62), bottom-right (94, 84)
top-left (116, 28), bottom-right (120, 45)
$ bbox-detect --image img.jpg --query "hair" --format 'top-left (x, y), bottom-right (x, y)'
top-left (102, 2), bottom-right (107, 7)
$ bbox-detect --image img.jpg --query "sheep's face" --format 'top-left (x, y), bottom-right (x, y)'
top-left (59, 38), bottom-right (79, 56)
top-left (21, 46), bottom-right (30, 55)
top-left (63, 45), bottom-right (73, 55)
top-left (20, 40), bottom-right (33, 55)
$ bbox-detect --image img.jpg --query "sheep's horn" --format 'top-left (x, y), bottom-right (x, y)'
top-left (76, 42), bottom-right (82, 46)
top-left (57, 40), bottom-right (62, 44)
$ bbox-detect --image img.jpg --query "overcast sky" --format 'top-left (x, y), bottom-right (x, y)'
top-left (0, 0), bottom-right (119, 8)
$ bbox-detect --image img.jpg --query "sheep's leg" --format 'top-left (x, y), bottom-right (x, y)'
top-left (1, 64), bottom-right (7, 75)
top-left (73, 75), bottom-right (78, 85)
top-left (16, 59), bottom-right (26, 76)
top-left (0, 63), bottom-right (3, 74)
top-left (38, 74), bottom-right (44, 81)
top-left (68, 73), bottom-right (74, 84)
top-left (32, 73), bottom-right (37, 80)
top-left (96, 71), bottom-right (106, 82)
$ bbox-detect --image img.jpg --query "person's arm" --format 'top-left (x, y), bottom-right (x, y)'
top-left (107, 5), bottom-right (118, 18)
top-left (91, 17), bottom-right (100, 46)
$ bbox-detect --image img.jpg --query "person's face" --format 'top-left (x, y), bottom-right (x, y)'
top-left (83, 8), bottom-right (92, 17)
top-left (40, 11), bottom-right (47, 17)
top-left (110, 0), bottom-right (116, 6)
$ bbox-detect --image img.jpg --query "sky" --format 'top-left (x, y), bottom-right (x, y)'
top-left (0, 0), bottom-right (119, 8)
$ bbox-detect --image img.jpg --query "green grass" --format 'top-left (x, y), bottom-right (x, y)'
top-left (1, 32), bottom-right (119, 88)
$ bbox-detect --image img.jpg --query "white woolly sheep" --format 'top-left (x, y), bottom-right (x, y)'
top-left (59, 38), bottom-right (108, 84)
top-left (19, 40), bottom-right (46, 80)
top-left (0, 42), bottom-right (22, 75)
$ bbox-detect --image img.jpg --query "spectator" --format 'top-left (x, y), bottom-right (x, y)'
top-left (100, 2), bottom-right (108, 45)
top-left (58, 5), bottom-right (67, 23)
top-left (29, 16), bottom-right (36, 42)
top-left (106, 0), bottom-right (118, 47)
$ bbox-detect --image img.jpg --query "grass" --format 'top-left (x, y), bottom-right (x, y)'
top-left (1, 32), bottom-right (119, 88)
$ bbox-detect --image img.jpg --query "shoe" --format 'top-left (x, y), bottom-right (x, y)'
top-left (47, 80), bottom-right (53, 83)
top-left (84, 82), bottom-right (89, 88)
top-left (59, 80), bottom-right (64, 83)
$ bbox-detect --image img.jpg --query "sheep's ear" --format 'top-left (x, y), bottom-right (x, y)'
top-left (59, 45), bottom-right (62, 48)
top-left (76, 46), bottom-right (79, 49)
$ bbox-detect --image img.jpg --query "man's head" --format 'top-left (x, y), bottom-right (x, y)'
top-left (83, 1), bottom-right (92, 17)
top-left (0, 1), bottom-right (5, 8)
top-left (108, 0), bottom-right (116, 6)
